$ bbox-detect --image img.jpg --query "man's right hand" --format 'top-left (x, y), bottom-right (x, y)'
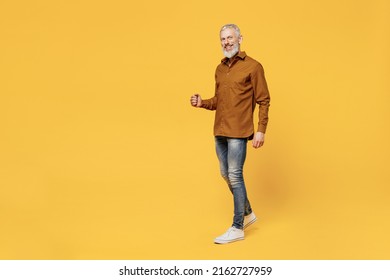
top-left (190, 94), bottom-right (202, 107)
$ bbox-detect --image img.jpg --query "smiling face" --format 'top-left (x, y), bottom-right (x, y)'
top-left (220, 27), bottom-right (242, 58)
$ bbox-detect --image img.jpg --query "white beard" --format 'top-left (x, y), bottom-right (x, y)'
top-left (222, 43), bottom-right (239, 58)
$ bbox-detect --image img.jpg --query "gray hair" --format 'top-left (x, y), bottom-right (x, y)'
top-left (220, 24), bottom-right (241, 37)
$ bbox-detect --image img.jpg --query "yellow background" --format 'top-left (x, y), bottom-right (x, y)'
top-left (1, 0), bottom-right (389, 259)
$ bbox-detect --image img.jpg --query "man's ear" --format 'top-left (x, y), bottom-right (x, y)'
top-left (238, 35), bottom-right (243, 45)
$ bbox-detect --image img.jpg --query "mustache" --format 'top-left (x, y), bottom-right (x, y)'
top-left (222, 43), bottom-right (239, 58)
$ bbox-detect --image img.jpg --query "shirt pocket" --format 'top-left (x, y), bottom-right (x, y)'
top-left (232, 72), bottom-right (251, 92)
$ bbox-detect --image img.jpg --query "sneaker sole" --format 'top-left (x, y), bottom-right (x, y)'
top-left (214, 236), bottom-right (244, 244)
top-left (243, 217), bottom-right (257, 230)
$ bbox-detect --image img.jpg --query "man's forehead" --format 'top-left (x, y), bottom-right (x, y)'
top-left (220, 28), bottom-right (236, 37)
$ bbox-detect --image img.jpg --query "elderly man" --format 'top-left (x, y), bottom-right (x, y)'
top-left (190, 24), bottom-right (270, 244)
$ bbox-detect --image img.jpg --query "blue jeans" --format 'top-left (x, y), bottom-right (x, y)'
top-left (215, 136), bottom-right (252, 229)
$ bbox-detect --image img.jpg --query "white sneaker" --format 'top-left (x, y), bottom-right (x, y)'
top-left (243, 212), bottom-right (257, 229)
top-left (214, 227), bottom-right (244, 244)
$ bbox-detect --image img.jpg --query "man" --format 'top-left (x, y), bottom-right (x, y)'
top-left (190, 24), bottom-right (270, 244)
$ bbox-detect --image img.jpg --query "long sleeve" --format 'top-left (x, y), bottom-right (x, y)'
top-left (201, 76), bottom-right (219, 110)
top-left (252, 63), bottom-right (270, 133)
top-left (201, 95), bottom-right (217, 110)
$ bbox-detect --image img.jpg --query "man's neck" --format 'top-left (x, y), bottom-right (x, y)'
top-left (227, 51), bottom-right (240, 66)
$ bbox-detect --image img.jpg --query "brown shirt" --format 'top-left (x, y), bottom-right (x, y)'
top-left (201, 51), bottom-right (270, 138)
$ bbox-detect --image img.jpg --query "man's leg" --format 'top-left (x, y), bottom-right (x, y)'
top-left (227, 138), bottom-right (251, 230)
top-left (214, 137), bottom-right (242, 244)
top-left (214, 137), bottom-right (254, 244)
top-left (215, 136), bottom-right (232, 191)
top-left (215, 137), bottom-right (252, 217)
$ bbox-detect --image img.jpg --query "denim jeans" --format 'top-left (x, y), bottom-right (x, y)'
top-left (215, 136), bottom-right (252, 229)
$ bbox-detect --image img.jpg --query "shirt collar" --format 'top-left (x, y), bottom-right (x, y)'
top-left (221, 51), bottom-right (247, 64)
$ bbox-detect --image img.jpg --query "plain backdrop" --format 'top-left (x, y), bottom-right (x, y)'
top-left (1, 0), bottom-right (389, 259)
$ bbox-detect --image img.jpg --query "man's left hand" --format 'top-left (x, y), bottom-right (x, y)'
top-left (252, 132), bottom-right (265, 148)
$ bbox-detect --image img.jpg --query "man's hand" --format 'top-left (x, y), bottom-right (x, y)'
top-left (252, 131), bottom-right (265, 148)
top-left (190, 94), bottom-right (202, 107)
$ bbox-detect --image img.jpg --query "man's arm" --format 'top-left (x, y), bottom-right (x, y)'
top-left (190, 94), bottom-right (218, 110)
top-left (252, 63), bottom-right (270, 148)
top-left (190, 78), bottom-right (219, 110)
